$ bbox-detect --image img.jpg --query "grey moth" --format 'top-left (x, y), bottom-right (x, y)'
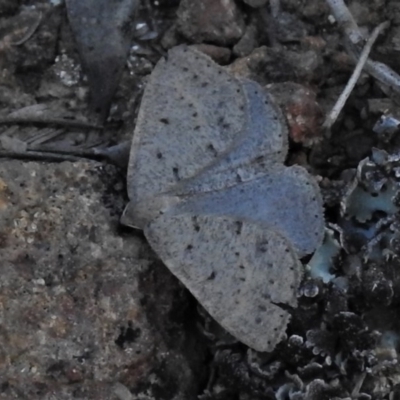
top-left (121, 45), bottom-right (324, 353)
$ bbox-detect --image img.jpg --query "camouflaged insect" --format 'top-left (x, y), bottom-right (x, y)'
top-left (121, 45), bottom-right (324, 353)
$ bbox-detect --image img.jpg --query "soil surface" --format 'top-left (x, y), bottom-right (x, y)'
top-left (1, 0), bottom-right (400, 399)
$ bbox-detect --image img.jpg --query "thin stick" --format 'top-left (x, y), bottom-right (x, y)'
top-left (11, 12), bottom-right (43, 46)
top-left (351, 372), bottom-right (366, 397)
top-left (27, 141), bottom-right (131, 168)
top-left (26, 146), bottom-right (101, 158)
top-left (326, 0), bottom-right (400, 99)
top-left (364, 59), bottom-right (400, 98)
top-left (325, 0), bottom-right (364, 44)
top-left (0, 150), bottom-right (84, 162)
top-left (323, 21), bottom-right (390, 130)
top-left (0, 116), bottom-right (103, 130)
top-left (270, 0), bottom-right (281, 18)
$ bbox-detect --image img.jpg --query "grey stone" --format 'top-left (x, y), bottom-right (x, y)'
top-left (145, 214), bottom-right (301, 353)
top-left (176, 0), bottom-right (245, 46)
top-left (0, 160), bottom-right (203, 399)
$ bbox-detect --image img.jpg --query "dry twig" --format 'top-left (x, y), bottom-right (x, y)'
top-left (326, 0), bottom-right (364, 44)
top-left (326, 0), bottom-right (400, 99)
top-left (25, 141), bottom-right (131, 168)
top-left (11, 11), bottom-right (43, 46)
top-left (0, 150), bottom-right (83, 162)
top-left (0, 116), bottom-right (103, 130)
top-left (323, 21), bottom-right (390, 130)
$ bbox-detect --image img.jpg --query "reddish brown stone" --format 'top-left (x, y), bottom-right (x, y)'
top-left (267, 82), bottom-right (324, 145)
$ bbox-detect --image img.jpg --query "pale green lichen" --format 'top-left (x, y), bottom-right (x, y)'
top-left (308, 228), bottom-right (340, 283)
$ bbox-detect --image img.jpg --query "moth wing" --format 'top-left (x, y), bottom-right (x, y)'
top-left (127, 45), bottom-right (247, 210)
top-left (144, 213), bottom-right (301, 353)
top-left (170, 79), bottom-right (288, 196)
top-left (171, 165), bottom-right (324, 257)
top-left (216, 78), bottom-right (288, 169)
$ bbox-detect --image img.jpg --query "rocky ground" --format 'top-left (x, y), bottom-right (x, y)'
top-left (2, 0), bottom-right (400, 399)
